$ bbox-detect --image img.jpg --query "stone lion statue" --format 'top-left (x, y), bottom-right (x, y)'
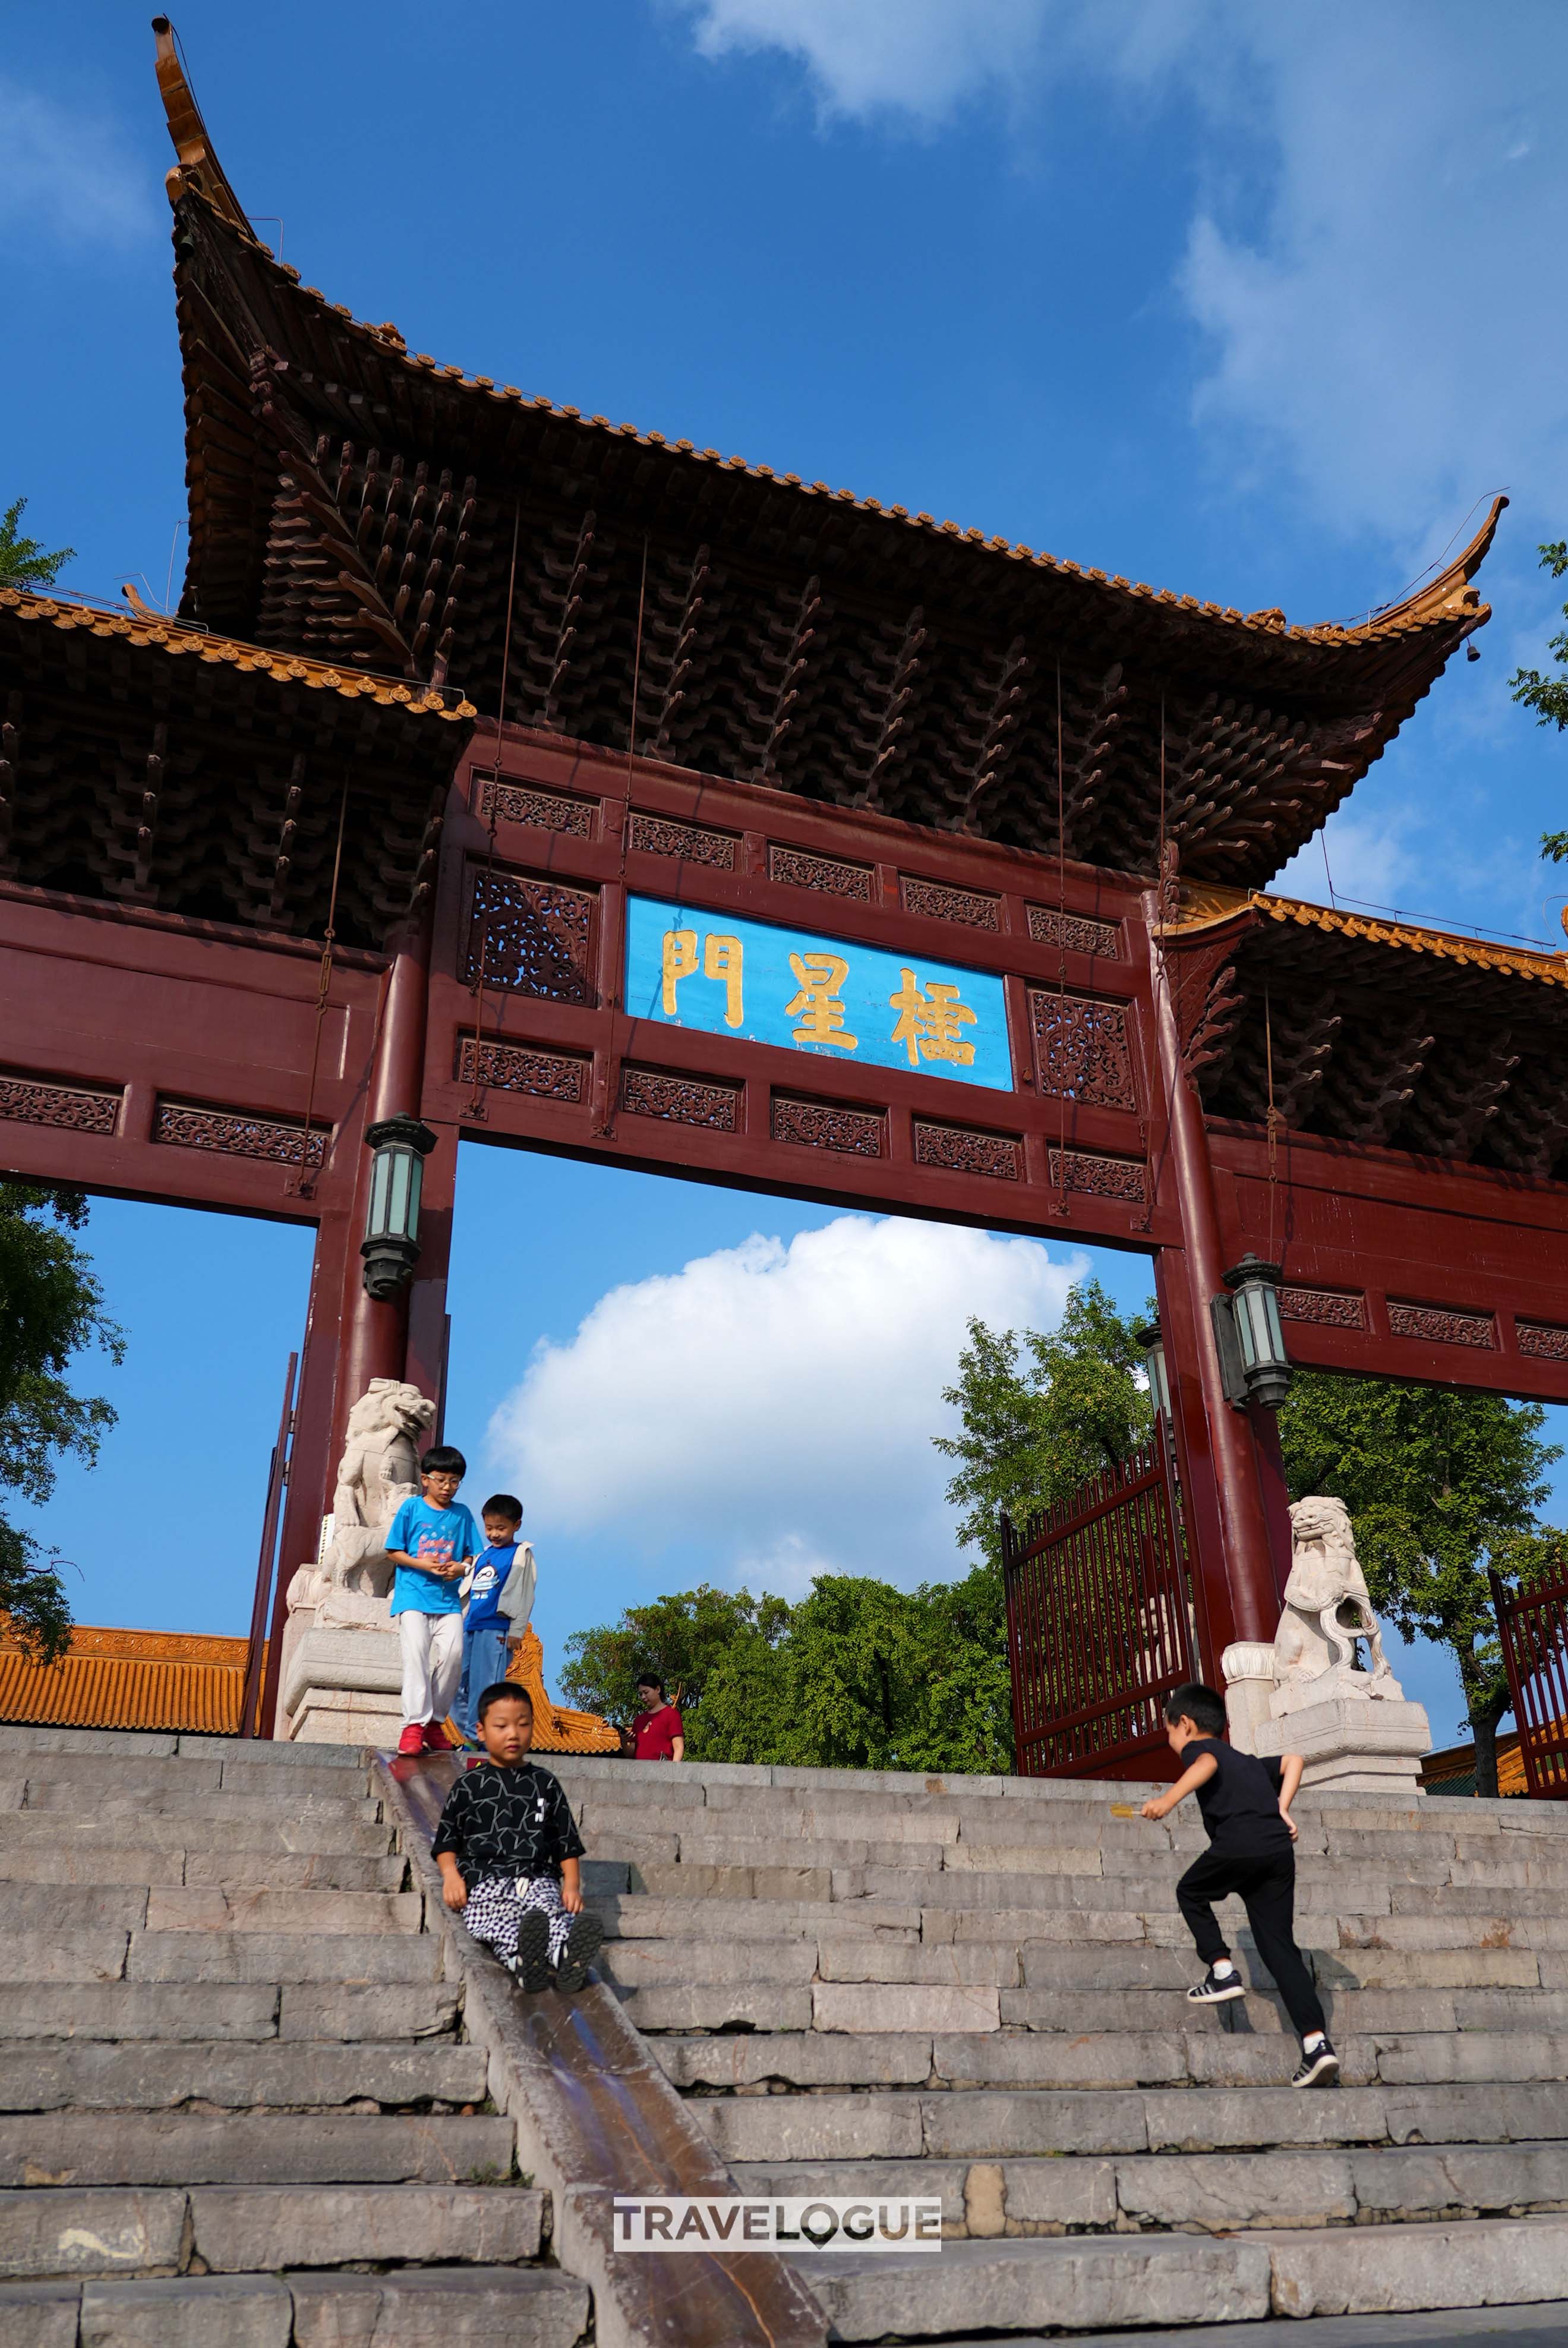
top-left (287, 1379), bottom-right (436, 1634)
top-left (1269, 1494), bottom-right (1401, 1715)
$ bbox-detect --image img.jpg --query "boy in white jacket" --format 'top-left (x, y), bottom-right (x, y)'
top-left (452, 1493), bottom-right (537, 1747)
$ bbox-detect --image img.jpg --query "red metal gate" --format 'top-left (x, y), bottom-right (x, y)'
top-left (1002, 1435), bottom-right (1198, 1779)
top-left (1491, 1566), bottom-right (1568, 1799)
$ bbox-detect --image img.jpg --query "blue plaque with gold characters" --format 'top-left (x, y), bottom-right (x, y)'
top-left (624, 896), bottom-right (1013, 1093)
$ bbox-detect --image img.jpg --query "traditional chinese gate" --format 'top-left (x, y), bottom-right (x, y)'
top-left (1491, 1567), bottom-right (1568, 1799)
top-left (10, 28), bottom-right (1568, 1750)
top-left (1002, 1435), bottom-right (1196, 1779)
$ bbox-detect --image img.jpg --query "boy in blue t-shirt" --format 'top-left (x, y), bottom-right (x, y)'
top-left (453, 1494), bottom-right (538, 1747)
top-left (384, 1445), bottom-right (482, 1756)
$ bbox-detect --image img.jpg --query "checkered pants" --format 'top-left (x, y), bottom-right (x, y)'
top-left (463, 1874), bottom-right (572, 1967)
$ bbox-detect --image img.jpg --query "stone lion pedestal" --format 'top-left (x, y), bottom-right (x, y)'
top-left (1223, 1495), bottom-right (1431, 1797)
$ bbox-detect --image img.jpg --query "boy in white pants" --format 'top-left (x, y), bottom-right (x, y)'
top-left (384, 1445), bottom-right (481, 1756)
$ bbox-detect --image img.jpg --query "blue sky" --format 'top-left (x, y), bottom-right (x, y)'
top-left (8, 2), bottom-right (1568, 1744)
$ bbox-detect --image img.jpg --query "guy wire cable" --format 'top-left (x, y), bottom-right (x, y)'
top-left (595, 533), bottom-right (650, 1142)
top-left (1052, 655), bottom-right (1069, 1218)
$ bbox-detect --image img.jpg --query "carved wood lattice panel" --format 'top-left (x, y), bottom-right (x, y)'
top-left (455, 1036), bottom-right (589, 1104)
top-left (0, 1075), bottom-right (119, 1135)
top-left (1281, 1287), bottom-right (1366, 1329)
top-left (1519, 1322), bottom-right (1568, 1362)
top-left (913, 1121), bottom-right (1020, 1180)
top-left (153, 1100), bottom-right (326, 1170)
top-left (1388, 1301), bottom-right (1496, 1350)
top-left (620, 1066), bottom-right (741, 1131)
top-left (771, 1095), bottom-right (885, 1156)
top-left (900, 877), bottom-right (1000, 931)
top-left (769, 845), bottom-right (876, 902)
top-left (463, 871), bottom-right (596, 1005)
top-left (1027, 906), bottom-right (1121, 958)
top-left (1028, 989), bottom-right (1137, 1109)
top-left (1046, 1148), bottom-right (1147, 1203)
top-left (475, 774), bottom-right (597, 840)
top-left (629, 814), bottom-right (737, 871)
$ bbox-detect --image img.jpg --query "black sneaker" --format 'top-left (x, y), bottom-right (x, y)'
top-left (1187, 1965), bottom-right (1246, 2004)
top-left (1292, 2038), bottom-right (1340, 2088)
top-left (553, 1912), bottom-right (605, 1994)
top-left (509, 1908), bottom-right (552, 1993)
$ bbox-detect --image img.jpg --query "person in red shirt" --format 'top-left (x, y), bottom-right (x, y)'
top-left (630, 1673), bottom-right (684, 1762)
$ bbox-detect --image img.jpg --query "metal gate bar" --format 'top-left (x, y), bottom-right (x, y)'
top-left (1003, 1433), bottom-right (1197, 1779)
top-left (1491, 1566), bottom-right (1568, 1799)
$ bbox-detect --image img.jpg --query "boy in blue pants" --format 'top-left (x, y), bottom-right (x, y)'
top-left (453, 1495), bottom-right (537, 1748)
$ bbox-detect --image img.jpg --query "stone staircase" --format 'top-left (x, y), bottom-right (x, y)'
top-left (547, 1753), bottom-right (1568, 2341)
top-left (0, 1725), bottom-right (589, 2346)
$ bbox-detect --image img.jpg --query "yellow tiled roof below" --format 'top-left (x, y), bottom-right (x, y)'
top-left (0, 1627), bottom-right (251, 1735)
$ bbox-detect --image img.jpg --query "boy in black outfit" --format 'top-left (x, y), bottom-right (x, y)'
top-left (432, 1681), bottom-right (604, 1993)
top-left (1141, 1681), bottom-right (1339, 2088)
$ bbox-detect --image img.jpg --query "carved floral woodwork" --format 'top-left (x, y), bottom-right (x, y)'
top-left (621, 1066), bottom-right (740, 1131)
top-left (1281, 1287), bottom-right (1366, 1330)
top-left (629, 812), bottom-right (737, 870)
top-left (476, 773), bottom-right (596, 839)
top-left (1027, 906), bottom-right (1120, 959)
top-left (463, 869), bottom-right (595, 1004)
top-left (455, 1037), bottom-right (588, 1104)
top-left (1046, 1148), bottom-right (1147, 1204)
top-left (0, 1076), bottom-right (119, 1135)
top-left (901, 877), bottom-right (1000, 931)
top-left (768, 844), bottom-right (875, 902)
top-left (771, 1095), bottom-right (884, 1156)
top-left (1387, 1301), bottom-right (1496, 1350)
top-left (153, 1099), bottom-right (325, 1169)
top-left (912, 1121), bottom-right (1020, 1180)
top-left (1028, 989), bottom-right (1137, 1109)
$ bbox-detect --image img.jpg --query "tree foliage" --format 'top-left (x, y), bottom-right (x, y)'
top-left (1510, 540), bottom-right (1568, 862)
top-left (559, 1582), bottom-right (790, 1725)
top-left (0, 1182), bottom-right (123, 1659)
top-left (0, 499), bottom-right (75, 592)
top-left (1277, 1372), bottom-right (1563, 1797)
top-left (932, 1278), bottom-right (1154, 1573)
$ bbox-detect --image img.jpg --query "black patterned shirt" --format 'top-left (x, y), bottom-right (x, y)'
top-left (431, 1760), bottom-right (586, 1883)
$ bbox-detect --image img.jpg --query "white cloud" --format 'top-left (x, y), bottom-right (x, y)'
top-left (0, 78), bottom-right (158, 250)
top-left (486, 1214), bottom-right (1081, 1593)
top-left (673, 2), bottom-right (1568, 553)
top-left (678, 0), bottom-right (1052, 122)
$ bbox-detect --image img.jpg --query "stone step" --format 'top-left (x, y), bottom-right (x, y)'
top-left (141, 1886), bottom-right (424, 1934)
top-left (689, 2078), bottom-right (1568, 2164)
top-left (0, 2265), bottom-right (590, 2347)
top-left (736, 2134), bottom-right (1568, 2235)
top-left (998, 1984), bottom-right (1568, 2034)
top-left (0, 2039), bottom-right (487, 2113)
top-left (0, 1748), bottom-right (371, 1805)
top-left (797, 2229), bottom-right (1273, 2340)
top-left (0, 2111), bottom-right (513, 2188)
top-left (790, 2213), bottom-right (1568, 2341)
top-left (124, 1930), bottom-right (446, 1983)
top-left (657, 2024), bottom-right (1568, 2093)
top-left (0, 1727), bottom-right (362, 1766)
top-left (613, 1980), bottom-right (815, 2031)
top-left (0, 2181), bottom-right (545, 2282)
top-left (0, 1844), bottom-right (407, 1892)
top-left (0, 1810), bottom-right (393, 1858)
top-left (0, 1979), bottom-right (461, 2044)
top-left (17, 1780), bottom-right (383, 1824)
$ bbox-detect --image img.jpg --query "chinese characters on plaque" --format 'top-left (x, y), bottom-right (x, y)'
top-left (624, 897), bottom-right (1012, 1092)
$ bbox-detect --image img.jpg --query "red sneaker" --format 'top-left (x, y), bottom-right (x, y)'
top-left (422, 1720), bottom-right (456, 1752)
top-left (396, 1723), bottom-right (424, 1757)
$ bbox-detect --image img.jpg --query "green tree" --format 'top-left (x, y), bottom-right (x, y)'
top-left (0, 1182), bottom-right (124, 1659)
top-left (559, 1581), bottom-right (790, 1728)
top-left (1510, 540), bottom-right (1568, 862)
top-left (933, 1278), bottom-right (1154, 1572)
top-left (1277, 1373), bottom-right (1562, 1798)
top-left (0, 499), bottom-right (75, 592)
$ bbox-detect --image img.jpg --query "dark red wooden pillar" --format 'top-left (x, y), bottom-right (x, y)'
top-left (1144, 896), bottom-right (1280, 1650)
top-left (257, 1198), bottom-right (355, 1735)
top-left (330, 899), bottom-right (438, 1466)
